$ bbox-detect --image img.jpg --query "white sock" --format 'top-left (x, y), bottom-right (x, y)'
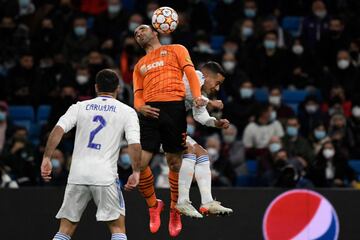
top-left (195, 155), bottom-right (214, 204)
top-left (53, 232), bottom-right (71, 240)
top-left (111, 233), bottom-right (127, 240)
top-left (178, 154), bottom-right (196, 204)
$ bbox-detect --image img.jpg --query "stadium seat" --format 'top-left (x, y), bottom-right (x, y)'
top-left (246, 160), bottom-right (258, 175)
top-left (9, 106), bottom-right (35, 121)
top-left (288, 103), bottom-right (299, 115)
top-left (37, 105), bottom-right (51, 125)
top-left (349, 160), bottom-right (360, 179)
top-left (282, 16), bottom-right (302, 37)
top-left (254, 89), bottom-right (269, 102)
top-left (210, 35), bottom-right (225, 51)
top-left (282, 90), bottom-right (308, 104)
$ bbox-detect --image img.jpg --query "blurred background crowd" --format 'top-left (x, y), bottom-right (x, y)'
top-left (1, 0), bottom-right (360, 189)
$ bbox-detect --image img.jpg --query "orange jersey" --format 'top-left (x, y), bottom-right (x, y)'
top-left (133, 44), bottom-right (201, 109)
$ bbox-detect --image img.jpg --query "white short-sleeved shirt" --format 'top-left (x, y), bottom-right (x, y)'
top-left (183, 70), bottom-right (216, 127)
top-left (56, 96), bottom-right (140, 185)
top-left (242, 121), bottom-right (284, 149)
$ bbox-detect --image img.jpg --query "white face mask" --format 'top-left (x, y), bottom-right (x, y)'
top-left (207, 147), bottom-right (219, 162)
top-left (305, 104), bottom-right (318, 114)
top-left (337, 59), bottom-right (350, 69)
top-left (223, 61), bottom-right (236, 72)
top-left (269, 96), bottom-right (281, 106)
top-left (292, 45), bottom-right (304, 55)
top-left (223, 135), bottom-right (236, 144)
top-left (76, 75), bottom-right (89, 85)
top-left (129, 22), bottom-right (139, 32)
top-left (315, 10), bottom-right (327, 19)
top-left (323, 149), bottom-right (335, 159)
top-left (147, 11), bottom-right (153, 19)
top-left (352, 106), bottom-right (360, 117)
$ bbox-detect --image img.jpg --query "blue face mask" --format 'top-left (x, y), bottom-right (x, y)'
top-left (269, 143), bottom-right (281, 153)
top-left (264, 40), bottom-right (276, 50)
top-left (0, 112), bottom-right (6, 121)
top-left (314, 130), bottom-right (326, 140)
top-left (51, 159), bottom-right (61, 169)
top-left (187, 124), bottom-right (195, 136)
top-left (244, 8), bottom-right (256, 18)
top-left (108, 4), bottom-right (121, 14)
top-left (242, 27), bottom-right (253, 38)
top-left (74, 26), bottom-right (86, 37)
top-left (287, 126), bottom-right (298, 137)
top-left (240, 88), bottom-right (253, 98)
top-left (270, 111), bottom-right (277, 122)
top-left (119, 154), bottom-right (132, 168)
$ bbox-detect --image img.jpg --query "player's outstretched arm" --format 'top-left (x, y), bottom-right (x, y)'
top-left (124, 143), bottom-right (142, 191)
top-left (41, 126), bottom-right (65, 182)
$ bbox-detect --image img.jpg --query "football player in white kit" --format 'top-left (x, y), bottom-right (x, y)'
top-left (176, 62), bottom-right (233, 218)
top-left (41, 69), bottom-right (141, 240)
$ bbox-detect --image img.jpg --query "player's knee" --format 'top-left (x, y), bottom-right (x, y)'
top-left (184, 143), bottom-right (195, 154)
top-left (195, 144), bottom-right (208, 157)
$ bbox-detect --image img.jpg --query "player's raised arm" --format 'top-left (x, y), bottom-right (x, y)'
top-left (41, 103), bottom-right (79, 181)
top-left (175, 45), bottom-right (205, 107)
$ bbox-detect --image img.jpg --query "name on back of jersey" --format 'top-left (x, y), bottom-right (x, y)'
top-left (86, 103), bottom-right (117, 112)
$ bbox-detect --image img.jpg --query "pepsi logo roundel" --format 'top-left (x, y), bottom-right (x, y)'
top-left (263, 189), bottom-right (339, 240)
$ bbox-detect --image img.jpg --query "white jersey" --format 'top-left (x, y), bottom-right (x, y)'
top-left (56, 96), bottom-right (140, 185)
top-left (183, 70), bottom-right (216, 127)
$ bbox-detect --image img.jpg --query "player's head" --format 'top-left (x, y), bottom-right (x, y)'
top-left (134, 24), bottom-right (159, 49)
top-left (201, 61), bottom-right (226, 95)
top-left (95, 69), bottom-right (120, 96)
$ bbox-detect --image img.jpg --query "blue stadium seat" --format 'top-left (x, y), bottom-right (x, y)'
top-left (9, 106), bottom-right (35, 121)
top-left (246, 160), bottom-right (258, 175)
top-left (282, 90), bottom-right (308, 104)
top-left (349, 160), bottom-right (360, 179)
top-left (288, 103), bottom-right (299, 115)
top-left (37, 105), bottom-right (51, 125)
top-left (12, 120), bottom-right (32, 131)
top-left (210, 35), bottom-right (225, 51)
top-left (254, 89), bottom-right (269, 102)
top-left (282, 16), bottom-right (302, 37)
top-left (29, 123), bottom-right (40, 146)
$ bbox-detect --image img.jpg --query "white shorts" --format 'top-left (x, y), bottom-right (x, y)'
top-left (56, 179), bottom-right (125, 222)
top-left (186, 136), bottom-right (198, 146)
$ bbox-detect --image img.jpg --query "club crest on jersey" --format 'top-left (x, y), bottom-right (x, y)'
top-left (140, 60), bottom-right (164, 75)
top-left (160, 50), bottom-right (168, 56)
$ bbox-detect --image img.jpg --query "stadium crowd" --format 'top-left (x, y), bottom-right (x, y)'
top-left (1, 0), bottom-right (360, 189)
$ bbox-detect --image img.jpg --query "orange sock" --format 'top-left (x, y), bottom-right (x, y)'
top-left (138, 166), bottom-right (157, 208)
top-left (169, 170), bottom-right (179, 209)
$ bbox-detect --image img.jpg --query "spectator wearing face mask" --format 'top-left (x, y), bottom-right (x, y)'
top-left (1, 126), bottom-right (38, 186)
top-left (75, 65), bottom-right (92, 98)
top-left (321, 85), bottom-right (352, 117)
top-left (93, 0), bottom-right (130, 59)
top-left (243, 104), bottom-right (284, 159)
top-left (319, 17), bottom-right (351, 68)
top-left (221, 124), bottom-right (246, 177)
top-left (310, 122), bottom-right (331, 155)
top-left (282, 117), bottom-right (315, 168)
top-left (192, 31), bottom-right (216, 67)
top-left (221, 52), bottom-right (249, 98)
top-left (288, 38), bottom-right (322, 89)
top-left (186, 114), bottom-right (197, 139)
top-left (119, 36), bottom-right (142, 84)
top-left (223, 80), bottom-right (260, 135)
top-left (45, 149), bottom-right (68, 186)
top-left (249, 31), bottom-right (290, 88)
top-left (348, 100), bottom-right (360, 158)
top-left (258, 135), bottom-right (282, 183)
top-left (205, 134), bottom-right (234, 186)
top-left (329, 50), bottom-right (360, 100)
top-left (62, 15), bottom-right (99, 65)
top-left (268, 87), bottom-right (294, 124)
top-left (243, 0), bottom-right (259, 21)
top-left (6, 51), bottom-right (40, 105)
top-left (298, 95), bottom-right (328, 137)
top-left (328, 113), bottom-right (354, 158)
top-left (301, 0), bottom-right (330, 50)
top-left (310, 141), bottom-right (357, 188)
top-left (117, 145), bottom-right (133, 185)
top-left (261, 15), bottom-right (293, 49)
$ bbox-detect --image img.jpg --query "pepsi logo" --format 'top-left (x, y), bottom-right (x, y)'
top-left (263, 189), bottom-right (339, 240)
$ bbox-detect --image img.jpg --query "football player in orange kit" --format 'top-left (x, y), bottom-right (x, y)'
top-left (132, 24), bottom-right (205, 237)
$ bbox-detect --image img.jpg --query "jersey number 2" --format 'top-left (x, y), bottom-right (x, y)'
top-left (87, 115), bottom-right (106, 150)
